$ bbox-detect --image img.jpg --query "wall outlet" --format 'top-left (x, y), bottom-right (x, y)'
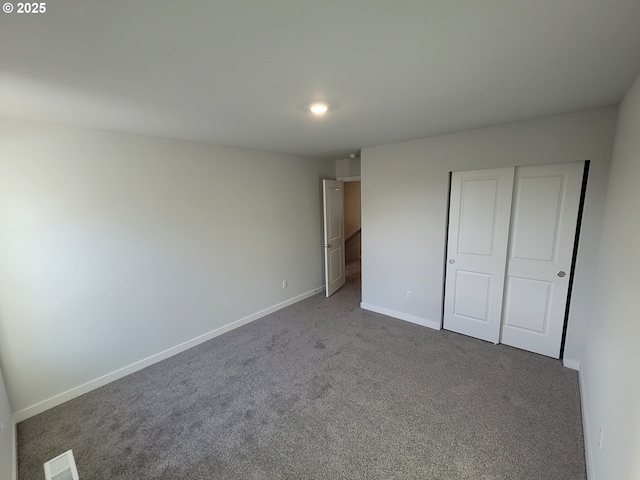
top-left (406, 290), bottom-right (412, 299)
top-left (282, 280), bottom-right (288, 289)
top-left (598, 427), bottom-right (604, 450)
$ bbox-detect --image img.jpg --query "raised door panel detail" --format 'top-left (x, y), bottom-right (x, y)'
top-left (329, 247), bottom-right (343, 283)
top-left (457, 179), bottom-right (498, 256)
top-left (510, 175), bottom-right (563, 262)
top-left (453, 271), bottom-right (491, 322)
top-left (502, 277), bottom-right (552, 334)
top-left (328, 187), bottom-right (342, 242)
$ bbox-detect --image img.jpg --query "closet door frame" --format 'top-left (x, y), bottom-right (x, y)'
top-left (443, 162), bottom-right (586, 358)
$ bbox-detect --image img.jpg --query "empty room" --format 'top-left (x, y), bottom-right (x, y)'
top-left (1, 1), bottom-right (639, 479)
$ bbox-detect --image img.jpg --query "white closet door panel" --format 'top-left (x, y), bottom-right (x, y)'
top-left (501, 162), bottom-right (584, 358)
top-left (444, 167), bottom-right (515, 343)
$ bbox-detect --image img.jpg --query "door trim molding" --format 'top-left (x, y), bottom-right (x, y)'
top-left (559, 160), bottom-right (590, 359)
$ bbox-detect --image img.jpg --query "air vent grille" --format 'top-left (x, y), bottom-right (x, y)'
top-left (44, 450), bottom-right (79, 480)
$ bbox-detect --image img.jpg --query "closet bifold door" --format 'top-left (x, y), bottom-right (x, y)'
top-left (443, 167), bottom-right (515, 343)
top-left (500, 162), bottom-right (584, 358)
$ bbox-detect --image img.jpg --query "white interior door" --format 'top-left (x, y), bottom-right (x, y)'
top-left (444, 168), bottom-right (515, 342)
top-left (500, 162), bottom-right (584, 358)
top-left (323, 180), bottom-right (345, 297)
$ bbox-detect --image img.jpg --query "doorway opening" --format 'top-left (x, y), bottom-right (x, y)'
top-left (323, 177), bottom-right (361, 297)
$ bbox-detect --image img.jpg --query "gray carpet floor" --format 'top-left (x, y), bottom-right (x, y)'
top-left (17, 273), bottom-right (586, 479)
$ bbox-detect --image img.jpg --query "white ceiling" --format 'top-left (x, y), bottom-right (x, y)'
top-left (1, 0), bottom-right (640, 159)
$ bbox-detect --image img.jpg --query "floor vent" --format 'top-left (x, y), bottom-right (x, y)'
top-left (44, 450), bottom-right (79, 480)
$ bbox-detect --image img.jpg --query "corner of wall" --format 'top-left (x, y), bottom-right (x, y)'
top-left (360, 302), bottom-right (442, 330)
top-left (12, 416), bottom-right (17, 480)
top-left (577, 367), bottom-right (595, 480)
top-left (562, 358), bottom-right (581, 371)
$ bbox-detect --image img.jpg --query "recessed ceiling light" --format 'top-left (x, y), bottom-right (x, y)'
top-left (309, 102), bottom-right (329, 115)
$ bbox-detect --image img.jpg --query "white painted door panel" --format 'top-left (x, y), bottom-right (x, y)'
top-left (500, 162), bottom-right (584, 358)
top-left (444, 168), bottom-right (515, 342)
top-left (323, 180), bottom-right (345, 297)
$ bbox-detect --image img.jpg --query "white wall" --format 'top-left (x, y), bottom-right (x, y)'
top-left (580, 75), bottom-right (640, 480)
top-left (0, 117), bottom-right (334, 418)
top-left (0, 368), bottom-right (13, 480)
top-left (361, 107), bottom-right (617, 362)
top-left (336, 157), bottom-right (361, 180)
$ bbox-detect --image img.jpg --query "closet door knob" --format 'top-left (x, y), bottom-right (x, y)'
top-left (557, 271), bottom-right (566, 277)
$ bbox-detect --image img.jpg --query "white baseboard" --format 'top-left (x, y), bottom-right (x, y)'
top-left (578, 368), bottom-right (595, 480)
top-left (360, 303), bottom-right (441, 330)
top-left (563, 358), bottom-right (581, 371)
top-left (13, 286), bottom-right (324, 423)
